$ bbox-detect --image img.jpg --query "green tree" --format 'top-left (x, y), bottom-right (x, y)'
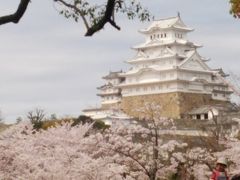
top-left (230, 0), bottom-right (240, 18)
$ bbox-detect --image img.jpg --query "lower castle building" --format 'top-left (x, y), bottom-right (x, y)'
top-left (84, 15), bottom-right (234, 120)
top-left (97, 71), bottom-right (124, 109)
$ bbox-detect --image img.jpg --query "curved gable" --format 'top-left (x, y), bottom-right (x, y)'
top-left (179, 51), bottom-right (211, 71)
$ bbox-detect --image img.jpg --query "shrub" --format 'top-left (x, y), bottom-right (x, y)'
top-left (93, 120), bottom-right (110, 130)
top-left (71, 115), bottom-right (93, 127)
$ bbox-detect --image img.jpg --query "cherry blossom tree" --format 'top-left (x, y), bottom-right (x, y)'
top-left (215, 139), bottom-right (240, 176)
top-left (0, 121), bottom-right (127, 179)
top-left (0, 112), bottom-right (187, 180)
top-left (1, 103), bottom-right (239, 179)
top-left (86, 122), bottom-right (187, 180)
top-left (82, 103), bottom-right (189, 180)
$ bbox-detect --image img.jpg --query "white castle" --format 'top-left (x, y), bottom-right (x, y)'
top-left (97, 70), bottom-right (124, 107)
top-left (84, 14), bottom-right (234, 120)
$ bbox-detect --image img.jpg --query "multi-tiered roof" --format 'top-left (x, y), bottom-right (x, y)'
top-left (119, 15), bottom-right (232, 101)
top-left (97, 71), bottom-right (124, 106)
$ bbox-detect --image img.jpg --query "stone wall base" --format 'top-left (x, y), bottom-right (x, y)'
top-left (120, 93), bottom-right (229, 119)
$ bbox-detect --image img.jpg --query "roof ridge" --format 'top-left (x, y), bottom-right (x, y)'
top-left (153, 16), bottom-right (178, 22)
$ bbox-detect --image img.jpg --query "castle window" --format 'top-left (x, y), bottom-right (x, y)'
top-left (211, 75), bottom-right (215, 81)
top-left (196, 114), bottom-right (201, 120)
top-left (164, 33), bottom-right (167, 37)
top-left (204, 114), bottom-right (208, 119)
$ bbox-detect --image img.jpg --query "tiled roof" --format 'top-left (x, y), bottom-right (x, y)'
top-left (139, 16), bottom-right (193, 33)
top-left (103, 70), bottom-right (122, 79)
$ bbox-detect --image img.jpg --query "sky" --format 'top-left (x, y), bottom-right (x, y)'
top-left (0, 0), bottom-right (240, 123)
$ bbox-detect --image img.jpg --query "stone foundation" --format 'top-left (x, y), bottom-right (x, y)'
top-left (121, 92), bottom-right (229, 119)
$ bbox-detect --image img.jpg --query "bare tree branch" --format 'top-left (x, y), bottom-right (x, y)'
top-left (0, 0), bottom-right (31, 25)
top-left (85, 0), bottom-right (120, 36)
top-left (27, 108), bottom-right (45, 123)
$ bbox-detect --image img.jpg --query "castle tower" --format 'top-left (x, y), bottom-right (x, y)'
top-left (119, 15), bottom-right (233, 118)
top-left (97, 71), bottom-right (125, 109)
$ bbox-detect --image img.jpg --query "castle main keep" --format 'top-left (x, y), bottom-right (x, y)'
top-left (88, 15), bottom-right (233, 119)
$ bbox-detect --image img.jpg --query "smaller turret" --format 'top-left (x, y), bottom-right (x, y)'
top-left (97, 71), bottom-right (125, 108)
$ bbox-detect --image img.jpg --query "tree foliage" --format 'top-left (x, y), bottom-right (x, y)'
top-left (54, 0), bottom-right (151, 36)
top-left (1, 116), bottom-right (240, 179)
top-left (230, 0), bottom-right (240, 18)
top-left (0, 0), bottom-right (151, 36)
top-left (1, 103), bottom-right (239, 179)
top-left (0, 121), bottom-right (124, 179)
top-left (0, 1), bottom-right (239, 36)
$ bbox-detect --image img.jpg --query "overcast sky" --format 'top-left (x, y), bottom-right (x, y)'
top-left (0, 0), bottom-right (240, 123)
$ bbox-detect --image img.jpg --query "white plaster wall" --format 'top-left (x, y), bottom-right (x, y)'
top-left (170, 45), bottom-right (188, 55)
top-left (208, 108), bottom-right (219, 120)
top-left (109, 78), bottom-right (121, 85)
top-left (152, 58), bottom-right (176, 69)
top-left (100, 88), bottom-right (119, 94)
top-left (211, 93), bottom-right (229, 101)
top-left (200, 114), bottom-right (205, 120)
top-left (121, 82), bottom-right (181, 96)
top-left (138, 71), bottom-right (159, 83)
top-left (188, 82), bottom-right (204, 91)
top-left (102, 96), bottom-right (121, 104)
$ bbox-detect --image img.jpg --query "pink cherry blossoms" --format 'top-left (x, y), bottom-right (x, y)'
top-left (0, 114), bottom-right (240, 179)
